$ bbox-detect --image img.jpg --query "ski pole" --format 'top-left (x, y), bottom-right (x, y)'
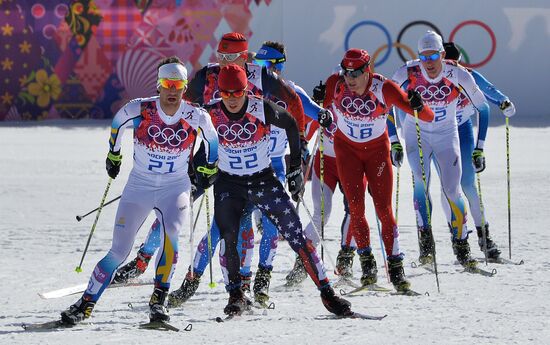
top-left (298, 195), bottom-right (336, 271)
top-left (375, 216), bottom-right (390, 283)
top-left (205, 189), bottom-right (216, 288)
top-left (395, 168), bottom-right (400, 225)
top-left (505, 117), bottom-right (512, 259)
top-left (76, 195), bottom-right (121, 222)
top-left (295, 131), bottom-right (321, 211)
top-left (476, 173), bottom-right (489, 265)
top-left (319, 127), bottom-right (325, 261)
top-left (189, 192), bottom-right (205, 277)
top-left (75, 178), bottom-right (113, 273)
top-left (413, 109), bottom-right (440, 292)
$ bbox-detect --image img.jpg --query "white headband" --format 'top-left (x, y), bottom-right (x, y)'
top-left (157, 62), bottom-right (188, 88)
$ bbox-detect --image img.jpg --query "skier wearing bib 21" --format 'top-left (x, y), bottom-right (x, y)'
top-left (324, 48), bottom-right (434, 292)
top-left (211, 64), bottom-right (351, 316)
top-left (60, 57), bottom-right (219, 325)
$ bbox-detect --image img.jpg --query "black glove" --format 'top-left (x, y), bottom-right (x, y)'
top-left (286, 165), bottom-right (304, 202)
top-left (317, 108), bottom-right (333, 128)
top-left (300, 136), bottom-right (310, 165)
top-left (390, 142), bottom-right (404, 168)
top-left (106, 150), bottom-right (122, 179)
top-left (195, 162), bottom-right (219, 189)
top-left (472, 148), bottom-right (486, 173)
top-left (408, 89), bottom-right (423, 112)
top-left (312, 80), bottom-right (326, 105)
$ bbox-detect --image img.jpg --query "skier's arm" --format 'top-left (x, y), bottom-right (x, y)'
top-left (322, 74), bottom-right (339, 109)
top-left (183, 66), bottom-right (207, 104)
top-left (471, 69), bottom-right (509, 106)
top-left (474, 102), bottom-right (490, 150)
top-left (261, 68), bottom-right (306, 134)
top-left (109, 100), bottom-right (141, 152)
top-left (382, 80), bottom-right (434, 122)
top-left (263, 99), bottom-right (301, 169)
top-left (292, 82), bottom-right (323, 121)
top-left (196, 107), bottom-right (219, 164)
top-left (387, 109), bottom-right (400, 143)
top-left (457, 67), bottom-right (488, 113)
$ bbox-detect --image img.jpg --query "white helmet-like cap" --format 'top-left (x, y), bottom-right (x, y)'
top-left (418, 30), bottom-right (444, 53)
top-left (157, 62), bottom-right (187, 88)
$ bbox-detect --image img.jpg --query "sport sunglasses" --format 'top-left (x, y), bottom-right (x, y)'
top-left (158, 78), bottom-right (187, 90)
top-left (219, 89), bottom-right (246, 99)
top-left (254, 58), bottom-right (286, 71)
top-left (343, 65), bottom-right (367, 78)
top-left (216, 51), bottom-right (247, 62)
top-left (419, 52), bottom-right (441, 62)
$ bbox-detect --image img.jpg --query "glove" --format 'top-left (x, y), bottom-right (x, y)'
top-left (408, 89), bottom-right (424, 112)
top-left (286, 165), bottom-right (304, 202)
top-left (300, 136), bottom-right (310, 165)
top-left (195, 162), bottom-right (219, 189)
top-left (106, 150), bottom-right (122, 179)
top-left (500, 100), bottom-right (516, 117)
top-left (317, 108), bottom-right (333, 128)
top-left (390, 142), bottom-right (404, 168)
top-left (312, 80), bottom-right (326, 105)
top-left (472, 148), bottom-right (486, 173)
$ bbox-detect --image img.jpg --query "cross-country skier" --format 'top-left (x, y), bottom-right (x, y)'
top-left (208, 64), bottom-right (350, 315)
top-left (437, 42), bottom-right (516, 259)
top-left (388, 31), bottom-right (488, 267)
top-left (324, 48), bottom-right (434, 292)
top-left (59, 57), bottom-right (219, 325)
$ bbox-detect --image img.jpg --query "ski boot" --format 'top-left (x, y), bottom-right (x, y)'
top-left (224, 287), bottom-right (252, 315)
top-left (285, 256), bottom-right (308, 286)
top-left (477, 224), bottom-right (501, 260)
top-left (112, 250), bottom-right (152, 284)
top-left (241, 273), bottom-right (252, 296)
top-left (61, 296), bottom-right (96, 325)
top-left (387, 255), bottom-right (411, 292)
top-left (253, 266), bottom-right (272, 305)
top-left (320, 285), bottom-right (352, 316)
top-left (453, 237), bottom-right (477, 268)
top-left (418, 227), bottom-right (435, 265)
top-left (149, 287), bottom-right (170, 322)
top-left (335, 247), bottom-right (355, 278)
top-left (359, 251), bottom-right (378, 286)
top-left (167, 270), bottom-right (201, 308)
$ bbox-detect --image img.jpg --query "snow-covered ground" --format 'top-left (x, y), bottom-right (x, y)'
top-left (1, 122), bottom-right (549, 344)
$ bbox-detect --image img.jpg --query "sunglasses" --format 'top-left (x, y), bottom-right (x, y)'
top-left (219, 89), bottom-right (246, 99)
top-left (158, 78), bottom-right (187, 90)
top-left (419, 52), bottom-right (441, 62)
top-left (216, 51), bottom-right (247, 62)
top-left (343, 65), bottom-right (366, 78)
top-left (254, 58), bottom-right (285, 71)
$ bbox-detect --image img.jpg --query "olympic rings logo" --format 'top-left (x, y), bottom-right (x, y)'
top-left (341, 96), bottom-right (377, 116)
top-left (217, 122), bottom-right (258, 142)
top-left (274, 99), bottom-right (287, 109)
top-left (345, 20), bottom-right (496, 69)
top-left (147, 125), bottom-right (189, 147)
top-left (415, 85), bottom-right (452, 101)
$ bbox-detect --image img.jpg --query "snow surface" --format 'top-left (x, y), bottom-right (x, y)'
top-left (1, 122), bottom-right (549, 345)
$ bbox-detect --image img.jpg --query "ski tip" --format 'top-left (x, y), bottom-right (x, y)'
top-left (215, 316), bottom-right (224, 323)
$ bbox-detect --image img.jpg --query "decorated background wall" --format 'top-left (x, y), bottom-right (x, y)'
top-left (1, 0), bottom-right (548, 123)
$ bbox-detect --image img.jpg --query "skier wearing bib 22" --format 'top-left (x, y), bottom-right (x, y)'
top-left (325, 48), bottom-right (434, 292)
top-left (438, 42), bottom-right (516, 260)
top-left (211, 64), bottom-right (350, 316)
top-left (60, 57), bottom-right (218, 325)
top-left (388, 31), bottom-right (489, 268)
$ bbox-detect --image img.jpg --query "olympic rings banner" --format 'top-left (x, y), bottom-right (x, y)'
top-left (1, 0), bottom-right (549, 122)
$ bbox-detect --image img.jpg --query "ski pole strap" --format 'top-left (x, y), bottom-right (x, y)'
top-left (197, 165), bottom-right (218, 176)
top-left (107, 151), bottom-right (122, 162)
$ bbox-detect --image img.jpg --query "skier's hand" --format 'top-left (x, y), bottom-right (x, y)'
top-left (300, 136), bottom-right (310, 165)
top-left (408, 89), bottom-right (424, 112)
top-left (106, 150), bottom-right (122, 179)
top-left (500, 100), bottom-right (516, 117)
top-left (472, 148), bottom-right (486, 173)
top-left (286, 165), bottom-right (304, 202)
top-left (312, 80), bottom-right (326, 105)
top-left (390, 142), bottom-right (404, 168)
top-left (317, 108), bottom-right (333, 128)
top-left (195, 162), bottom-right (218, 189)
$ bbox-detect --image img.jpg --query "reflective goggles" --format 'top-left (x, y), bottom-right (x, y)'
top-left (216, 51), bottom-right (247, 62)
top-left (219, 89), bottom-right (246, 99)
top-left (419, 52), bottom-right (441, 62)
top-left (342, 65), bottom-right (367, 78)
top-left (158, 78), bottom-right (187, 90)
top-left (254, 57), bottom-right (286, 71)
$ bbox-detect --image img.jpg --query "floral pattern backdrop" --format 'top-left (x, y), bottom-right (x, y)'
top-left (0, 0), bottom-right (272, 121)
